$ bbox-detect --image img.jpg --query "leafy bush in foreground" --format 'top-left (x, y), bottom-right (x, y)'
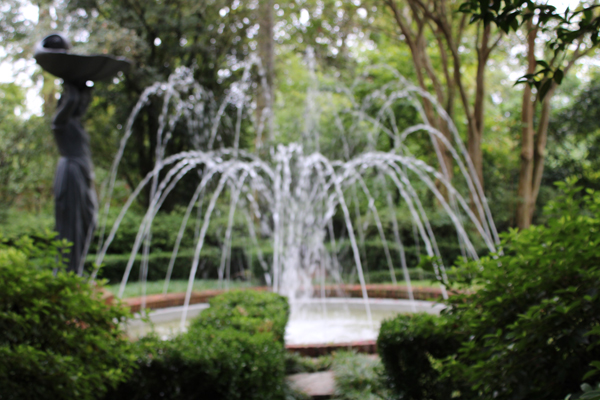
top-left (378, 179), bottom-right (600, 400)
top-left (0, 235), bottom-right (135, 400)
top-left (106, 328), bottom-right (286, 400)
top-left (107, 290), bottom-right (290, 400)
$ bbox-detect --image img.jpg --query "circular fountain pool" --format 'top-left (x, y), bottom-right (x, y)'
top-left (127, 298), bottom-right (444, 345)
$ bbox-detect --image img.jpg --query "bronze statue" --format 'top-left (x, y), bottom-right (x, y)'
top-left (34, 33), bottom-right (130, 274)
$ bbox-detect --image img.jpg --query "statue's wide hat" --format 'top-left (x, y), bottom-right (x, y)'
top-left (34, 33), bottom-right (131, 83)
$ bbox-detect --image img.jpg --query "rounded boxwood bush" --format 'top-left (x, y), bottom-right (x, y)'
top-left (378, 313), bottom-right (469, 400)
top-left (107, 289), bottom-right (290, 400)
top-left (190, 289), bottom-right (290, 343)
top-left (0, 235), bottom-right (136, 400)
top-left (108, 327), bottom-right (286, 400)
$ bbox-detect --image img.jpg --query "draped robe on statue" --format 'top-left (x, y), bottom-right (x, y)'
top-left (52, 82), bottom-right (97, 274)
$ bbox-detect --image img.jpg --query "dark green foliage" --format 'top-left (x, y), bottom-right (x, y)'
top-left (0, 84), bottom-right (56, 217)
top-left (365, 267), bottom-right (439, 284)
top-left (441, 180), bottom-right (600, 399)
top-left (89, 211), bottom-right (201, 255)
top-left (335, 239), bottom-right (487, 279)
top-left (459, 0), bottom-right (600, 98)
top-left (190, 290), bottom-right (290, 343)
top-left (331, 351), bottom-right (391, 400)
top-left (377, 313), bottom-right (468, 400)
top-left (378, 180), bottom-right (600, 400)
top-left (106, 328), bottom-right (286, 400)
top-left (285, 352), bottom-right (333, 374)
top-left (107, 290), bottom-right (290, 400)
top-left (0, 234), bottom-right (136, 400)
top-left (88, 247), bottom-right (248, 284)
top-left (65, 0), bottom-right (258, 209)
top-left (546, 77), bottom-right (600, 193)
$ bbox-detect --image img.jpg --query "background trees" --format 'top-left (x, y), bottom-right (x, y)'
top-left (458, 0), bottom-right (600, 228)
top-left (1, 0), bottom-right (600, 258)
top-left (0, 83), bottom-right (55, 219)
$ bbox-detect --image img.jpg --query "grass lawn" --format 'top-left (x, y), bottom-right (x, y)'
top-left (105, 279), bottom-right (259, 298)
top-left (344, 276), bottom-right (442, 288)
top-left (107, 278), bottom-right (440, 298)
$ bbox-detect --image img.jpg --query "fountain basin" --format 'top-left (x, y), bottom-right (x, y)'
top-left (121, 285), bottom-right (446, 313)
top-left (126, 297), bottom-right (445, 352)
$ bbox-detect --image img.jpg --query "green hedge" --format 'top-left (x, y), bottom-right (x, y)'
top-left (377, 313), bottom-right (469, 400)
top-left (334, 240), bottom-right (488, 275)
top-left (190, 290), bottom-right (290, 343)
top-left (106, 290), bottom-right (290, 400)
top-left (105, 328), bottom-right (286, 400)
top-left (89, 247), bottom-right (447, 286)
top-left (0, 235), bottom-right (136, 400)
top-left (88, 247), bottom-right (250, 284)
top-left (331, 351), bottom-right (391, 400)
top-left (362, 267), bottom-right (439, 284)
top-left (89, 211), bottom-right (201, 255)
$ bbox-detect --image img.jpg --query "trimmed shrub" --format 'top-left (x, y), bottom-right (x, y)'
top-left (190, 290), bottom-right (290, 343)
top-left (107, 290), bottom-right (290, 400)
top-left (105, 328), bottom-right (286, 400)
top-left (377, 313), bottom-right (469, 400)
top-left (0, 235), bottom-right (136, 400)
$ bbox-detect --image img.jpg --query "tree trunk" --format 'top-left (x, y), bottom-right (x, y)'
top-left (256, 0), bottom-right (274, 150)
top-left (529, 90), bottom-right (553, 221)
top-left (516, 20), bottom-right (537, 230)
top-left (470, 23), bottom-right (491, 189)
top-left (385, 0), bottom-right (454, 192)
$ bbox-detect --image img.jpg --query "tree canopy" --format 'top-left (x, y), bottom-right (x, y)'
top-left (1, 0), bottom-right (600, 257)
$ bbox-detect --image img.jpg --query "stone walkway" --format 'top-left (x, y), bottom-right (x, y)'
top-left (287, 371), bottom-right (335, 399)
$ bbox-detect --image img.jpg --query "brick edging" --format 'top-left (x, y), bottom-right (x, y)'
top-left (286, 340), bottom-right (377, 356)
top-left (122, 284), bottom-right (447, 313)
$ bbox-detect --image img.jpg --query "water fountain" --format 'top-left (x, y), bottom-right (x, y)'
top-left (91, 55), bottom-right (499, 344)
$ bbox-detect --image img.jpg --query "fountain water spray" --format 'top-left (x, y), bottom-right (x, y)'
top-left (92, 54), bottom-right (499, 331)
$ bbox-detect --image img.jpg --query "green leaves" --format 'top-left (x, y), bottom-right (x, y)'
top-left (513, 61), bottom-right (564, 101)
top-left (191, 290), bottom-right (290, 343)
top-left (459, 0), bottom-right (600, 100)
top-left (0, 233), bottom-right (136, 400)
top-left (379, 179), bottom-right (600, 400)
top-left (107, 290), bottom-right (290, 399)
top-left (444, 179), bottom-right (600, 398)
top-left (0, 83), bottom-right (56, 217)
top-left (332, 351), bottom-right (390, 400)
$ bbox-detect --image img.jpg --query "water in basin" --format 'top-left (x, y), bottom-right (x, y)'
top-left (127, 298), bottom-right (444, 345)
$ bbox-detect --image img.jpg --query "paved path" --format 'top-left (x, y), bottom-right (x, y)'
top-left (287, 371), bottom-right (335, 399)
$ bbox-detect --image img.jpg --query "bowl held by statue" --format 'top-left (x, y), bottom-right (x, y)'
top-left (34, 47), bottom-right (131, 83)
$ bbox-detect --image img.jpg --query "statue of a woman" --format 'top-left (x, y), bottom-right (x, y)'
top-left (34, 33), bottom-right (130, 274)
top-left (52, 82), bottom-right (97, 274)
